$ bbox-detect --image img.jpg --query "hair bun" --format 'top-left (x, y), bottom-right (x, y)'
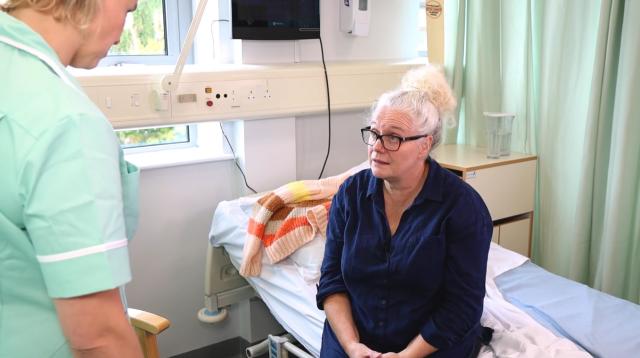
top-left (400, 64), bottom-right (457, 115)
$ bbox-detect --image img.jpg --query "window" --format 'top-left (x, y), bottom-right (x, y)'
top-left (106, 0), bottom-right (197, 151)
top-left (109, 0), bottom-right (166, 56)
top-left (100, 0), bottom-right (193, 66)
top-left (119, 123), bottom-right (227, 169)
top-left (118, 122), bottom-right (225, 156)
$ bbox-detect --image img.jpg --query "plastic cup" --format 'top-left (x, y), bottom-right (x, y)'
top-left (499, 115), bottom-right (515, 156)
top-left (484, 112), bottom-right (515, 158)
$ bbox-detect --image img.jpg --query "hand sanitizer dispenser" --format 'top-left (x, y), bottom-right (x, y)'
top-left (340, 0), bottom-right (370, 37)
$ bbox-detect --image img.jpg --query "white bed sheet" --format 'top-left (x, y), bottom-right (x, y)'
top-left (209, 197), bottom-right (590, 357)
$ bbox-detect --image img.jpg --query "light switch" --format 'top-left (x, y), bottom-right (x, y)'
top-left (130, 93), bottom-right (141, 107)
top-left (152, 89), bottom-right (170, 111)
top-left (105, 96), bottom-right (112, 109)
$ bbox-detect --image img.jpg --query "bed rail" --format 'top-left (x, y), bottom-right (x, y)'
top-left (246, 334), bottom-right (314, 358)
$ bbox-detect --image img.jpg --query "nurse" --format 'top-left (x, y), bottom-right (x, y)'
top-left (0, 0), bottom-right (142, 357)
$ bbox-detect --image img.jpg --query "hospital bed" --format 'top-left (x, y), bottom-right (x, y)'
top-left (204, 189), bottom-right (640, 358)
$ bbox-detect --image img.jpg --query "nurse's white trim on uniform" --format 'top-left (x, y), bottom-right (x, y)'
top-left (36, 239), bottom-right (128, 263)
top-left (0, 34), bottom-right (77, 91)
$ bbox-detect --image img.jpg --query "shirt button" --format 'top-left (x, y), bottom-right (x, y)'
top-left (381, 299), bottom-right (387, 305)
top-left (378, 321), bottom-right (384, 326)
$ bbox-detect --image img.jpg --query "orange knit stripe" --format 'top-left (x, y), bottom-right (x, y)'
top-left (263, 216), bottom-right (310, 247)
top-left (264, 226), bottom-right (315, 263)
top-left (262, 234), bottom-right (276, 247)
top-left (247, 219), bottom-right (265, 237)
top-left (271, 216), bottom-right (310, 244)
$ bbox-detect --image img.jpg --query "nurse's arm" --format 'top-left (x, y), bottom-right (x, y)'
top-left (54, 288), bottom-right (143, 358)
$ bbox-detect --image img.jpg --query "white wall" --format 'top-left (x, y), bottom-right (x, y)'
top-left (239, 0), bottom-right (419, 64)
top-left (126, 0), bottom-right (420, 356)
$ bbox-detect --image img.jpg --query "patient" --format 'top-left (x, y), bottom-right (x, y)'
top-left (316, 65), bottom-right (493, 358)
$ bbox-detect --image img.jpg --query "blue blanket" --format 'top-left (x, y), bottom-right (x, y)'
top-left (495, 262), bottom-right (640, 358)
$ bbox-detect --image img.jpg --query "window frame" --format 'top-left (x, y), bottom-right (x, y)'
top-left (99, 0), bottom-right (194, 66)
top-left (121, 122), bottom-right (229, 171)
top-left (103, 0), bottom-right (199, 153)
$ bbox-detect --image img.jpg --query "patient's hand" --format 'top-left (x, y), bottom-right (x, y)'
top-left (382, 353), bottom-right (417, 358)
top-left (347, 342), bottom-right (382, 358)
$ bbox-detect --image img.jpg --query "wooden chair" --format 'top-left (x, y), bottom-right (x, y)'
top-left (128, 308), bottom-right (171, 358)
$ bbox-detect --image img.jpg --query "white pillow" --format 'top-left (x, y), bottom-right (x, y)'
top-left (289, 234), bottom-right (326, 284)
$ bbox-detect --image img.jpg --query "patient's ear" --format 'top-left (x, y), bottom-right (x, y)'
top-left (420, 135), bottom-right (433, 159)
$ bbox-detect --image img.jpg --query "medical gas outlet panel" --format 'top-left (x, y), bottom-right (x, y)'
top-left (77, 61), bottom-right (423, 129)
top-left (82, 76), bottom-right (328, 128)
top-left (168, 79), bottom-right (278, 114)
top-left (84, 79), bottom-right (296, 128)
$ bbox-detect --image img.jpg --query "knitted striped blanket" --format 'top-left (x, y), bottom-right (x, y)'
top-left (239, 165), bottom-right (364, 277)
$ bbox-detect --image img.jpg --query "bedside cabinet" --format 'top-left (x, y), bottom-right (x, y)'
top-left (432, 144), bottom-right (537, 257)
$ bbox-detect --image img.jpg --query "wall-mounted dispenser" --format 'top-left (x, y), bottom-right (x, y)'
top-left (339, 0), bottom-right (370, 37)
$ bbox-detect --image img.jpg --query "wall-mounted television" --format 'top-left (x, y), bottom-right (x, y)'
top-left (231, 0), bottom-right (320, 40)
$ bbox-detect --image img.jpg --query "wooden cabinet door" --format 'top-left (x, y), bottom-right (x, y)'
top-left (498, 218), bottom-right (531, 257)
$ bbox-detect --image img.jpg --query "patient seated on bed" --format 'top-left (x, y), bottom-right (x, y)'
top-left (314, 65), bottom-right (493, 358)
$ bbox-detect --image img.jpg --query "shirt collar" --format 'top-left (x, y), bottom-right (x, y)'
top-left (0, 11), bottom-right (65, 70)
top-left (366, 156), bottom-right (445, 204)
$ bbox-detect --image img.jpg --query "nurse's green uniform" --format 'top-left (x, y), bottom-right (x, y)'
top-left (0, 12), bottom-right (139, 357)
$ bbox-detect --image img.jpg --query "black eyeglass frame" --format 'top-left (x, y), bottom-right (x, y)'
top-left (360, 126), bottom-right (430, 152)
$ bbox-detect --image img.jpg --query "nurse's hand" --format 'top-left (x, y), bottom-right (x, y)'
top-left (346, 342), bottom-right (382, 358)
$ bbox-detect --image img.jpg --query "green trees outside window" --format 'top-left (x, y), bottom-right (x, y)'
top-left (110, 0), bottom-right (166, 56)
top-left (117, 126), bottom-right (189, 149)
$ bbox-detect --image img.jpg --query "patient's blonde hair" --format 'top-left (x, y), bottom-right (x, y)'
top-left (370, 64), bottom-right (457, 150)
top-left (1, 0), bottom-right (100, 28)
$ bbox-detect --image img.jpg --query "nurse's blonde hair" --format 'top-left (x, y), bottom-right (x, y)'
top-left (1, 0), bottom-right (100, 28)
top-left (370, 64), bottom-right (457, 150)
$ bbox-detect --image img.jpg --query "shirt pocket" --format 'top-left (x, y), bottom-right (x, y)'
top-left (120, 160), bottom-right (139, 240)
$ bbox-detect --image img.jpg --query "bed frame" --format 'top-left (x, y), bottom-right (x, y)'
top-left (202, 244), bottom-right (315, 358)
top-left (203, 244), bottom-right (256, 316)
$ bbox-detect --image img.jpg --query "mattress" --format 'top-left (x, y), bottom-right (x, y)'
top-left (496, 261), bottom-right (640, 358)
top-left (209, 195), bottom-right (590, 357)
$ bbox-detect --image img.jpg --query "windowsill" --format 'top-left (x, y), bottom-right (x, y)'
top-left (125, 147), bottom-right (234, 170)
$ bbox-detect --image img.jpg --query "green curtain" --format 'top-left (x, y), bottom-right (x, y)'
top-left (444, 0), bottom-right (640, 303)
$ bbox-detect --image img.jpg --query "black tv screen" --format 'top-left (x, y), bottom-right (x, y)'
top-left (231, 0), bottom-right (320, 40)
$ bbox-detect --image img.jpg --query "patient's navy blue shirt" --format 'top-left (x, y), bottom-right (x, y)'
top-left (316, 157), bottom-right (492, 357)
